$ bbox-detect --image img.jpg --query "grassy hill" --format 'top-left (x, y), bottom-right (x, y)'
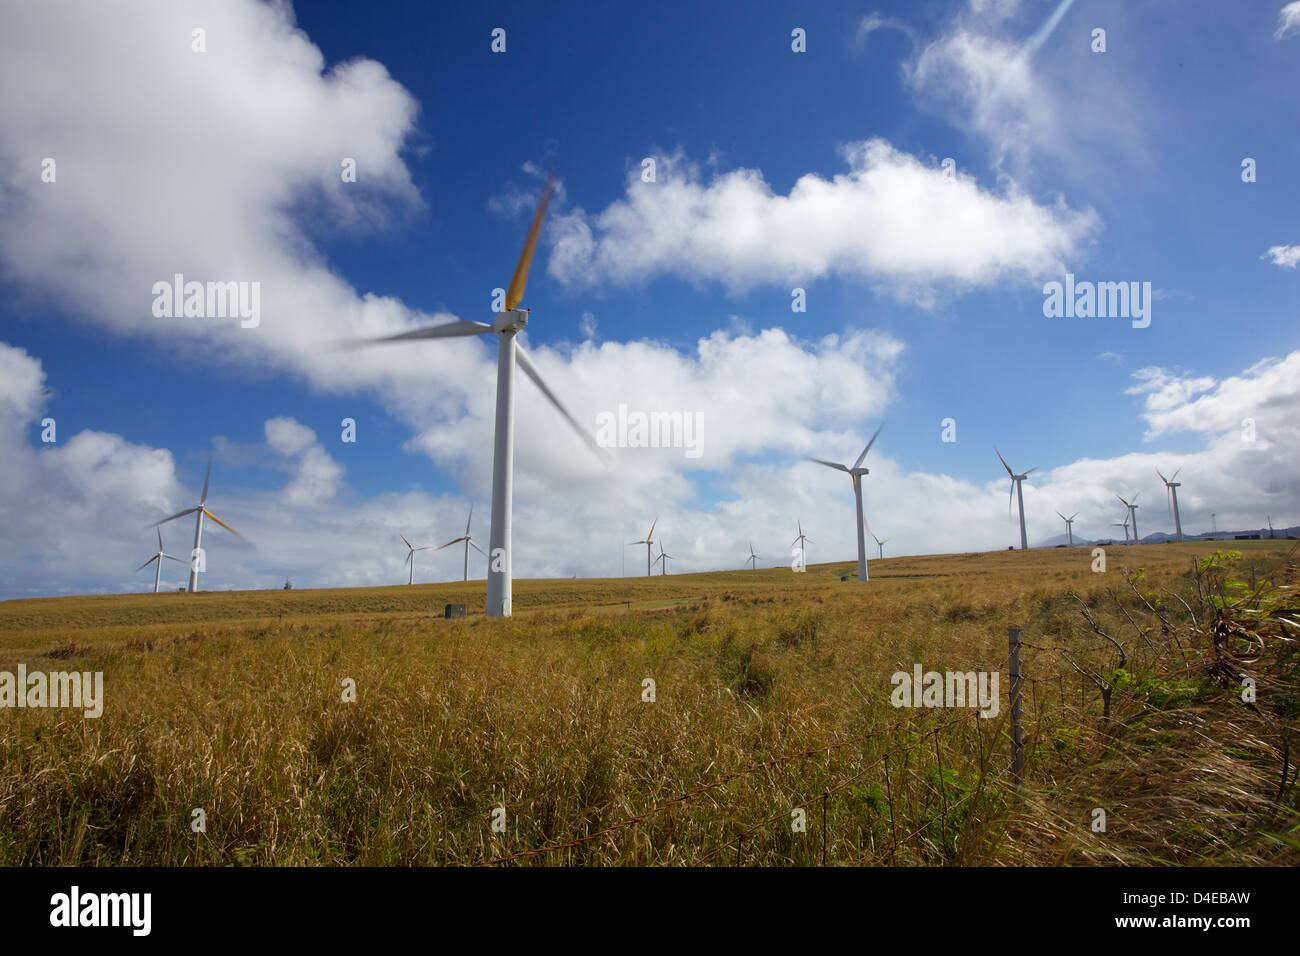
top-left (0, 540), bottom-right (1296, 865)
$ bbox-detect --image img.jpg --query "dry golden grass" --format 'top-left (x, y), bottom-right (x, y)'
top-left (0, 540), bottom-right (1295, 865)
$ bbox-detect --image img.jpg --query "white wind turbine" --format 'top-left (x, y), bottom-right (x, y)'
top-left (872, 533), bottom-right (889, 560)
top-left (996, 447), bottom-right (1037, 551)
top-left (435, 503), bottom-right (487, 581)
top-left (655, 540), bottom-right (675, 576)
top-left (1055, 511), bottom-right (1079, 547)
top-left (1111, 515), bottom-right (1131, 545)
top-left (346, 174), bottom-right (605, 618)
top-left (135, 528), bottom-right (187, 593)
top-left (401, 534), bottom-right (431, 585)
top-left (806, 424), bottom-right (883, 582)
top-left (149, 457), bottom-right (242, 592)
top-left (628, 519), bottom-right (658, 577)
top-left (745, 541), bottom-right (760, 570)
top-left (1117, 493), bottom-right (1140, 544)
top-left (1157, 468), bottom-right (1183, 541)
top-left (791, 519), bottom-right (810, 568)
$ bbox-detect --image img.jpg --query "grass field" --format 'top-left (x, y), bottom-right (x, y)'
top-left (1, 540), bottom-right (1296, 866)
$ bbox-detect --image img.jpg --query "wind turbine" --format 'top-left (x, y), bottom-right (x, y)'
top-left (745, 541), bottom-right (759, 570)
top-left (996, 447), bottom-right (1037, 551)
top-left (346, 174), bottom-right (605, 617)
top-left (401, 534), bottom-right (431, 585)
top-left (1117, 493), bottom-right (1140, 544)
top-left (1111, 516), bottom-right (1131, 545)
top-left (135, 528), bottom-right (186, 593)
top-left (806, 424), bottom-right (883, 582)
top-left (1156, 468), bottom-right (1183, 540)
top-left (436, 503), bottom-right (487, 581)
top-left (149, 457), bottom-right (242, 592)
top-left (1055, 511), bottom-right (1079, 547)
top-left (791, 518), bottom-right (811, 566)
top-left (655, 540), bottom-right (675, 575)
top-left (871, 533), bottom-right (888, 560)
top-left (628, 519), bottom-right (658, 577)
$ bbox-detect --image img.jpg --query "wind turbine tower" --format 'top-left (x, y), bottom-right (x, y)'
top-left (1056, 511), bottom-right (1078, 547)
top-left (996, 448), bottom-right (1037, 551)
top-left (135, 529), bottom-right (186, 593)
top-left (150, 457), bottom-right (242, 592)
top-left (1157, 468), bottom-right (1184, 541)
top-left (807, 424), bottom-right (883, 581)
top-left (1117, 493), bottom-right (1140, 544)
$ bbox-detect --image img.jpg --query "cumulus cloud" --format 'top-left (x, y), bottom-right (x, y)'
top-left (1276, 2), bottom-right (1300, 39)
top-left (1263, 244), bottom-right (1300, 268)
top-left (265, 417), bottom-right (343, 507)
top-left (548, 140), bottom-right (1097, 299)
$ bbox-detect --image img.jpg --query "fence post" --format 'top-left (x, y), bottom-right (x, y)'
top-left (1009, 626), bottom-right (1024, 790)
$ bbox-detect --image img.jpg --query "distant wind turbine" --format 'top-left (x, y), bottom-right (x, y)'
top-left (746, 541), bottom-right (760, 570)
top-left (791, 519), bottom-right (810, 568)
top-left (628, 519), bottom-right (657, 577)
top-left (655, 540), bottom-right (675, 575)
top-left (1117, 493), bottom-right (1140, 544)
top-left (1111, 516), bottom-right (1131, 545)
top-left (806, 424), bottom-right (883, 582)
top-left (996, 447), bottom-right (1037, 551)
top-left (435, 503), bottom-right (487, 581)
top-left (871, 533), bottom-right (888, 560)
top-left (1055, 511), bottom-right (1079, 547)
top-left (343, 173), bottom-right (607, 617)
top-left (149, 457), bottom-right (242, 592)
top-left (401, 534), bottom-right (431, 585)
top-left (135, 528), bottom-right (187, 593)
top-left (1156, 468), bottom-right (1183, 540)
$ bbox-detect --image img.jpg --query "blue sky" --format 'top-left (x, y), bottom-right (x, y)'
top-left (0, 0), bottom-right (1297, 596)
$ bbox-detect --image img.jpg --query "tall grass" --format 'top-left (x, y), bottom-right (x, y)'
top-left (0, 541), bottom-right (1294, 865)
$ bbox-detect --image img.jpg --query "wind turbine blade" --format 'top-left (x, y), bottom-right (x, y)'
top-left (505, 173), bottom-right (557, 311)
top-left (1056, 511), bottom-right (1066, 521)
top-left (466, 502), bottom-right (474, 536)
top-left (1068, 512), bottom-right (1078, 521)
top-left (157, 527), bottom-right (163, 551)
top-left (1022, 466), bottom-right (1039, 476)
top-left (202, 509), bottom-right (242, 538)
top-left (1116, 494), bottom-right (1128, 507)
top-left (401, 534), bottom-right (412, 549)
top-left (135, 555), bottom-right (159, 572)
top-left (470, 541), bottom-right (487, 557)
top-left (354, 320), bottom-right (494, 345)
top-left (1008, 481), bottom-right (1015, 514)
top-left (1156, 468), bottom-right (1168, 484)
top-left (853, 423), bottom-right (884, 469)
top-left (405, 551), bottom-right (412, 567)
top-left (149, 507), bottom-right (199, 527)
top-left (806, 457), bottom-right (849, 473)
top-left (515, 345), bottom-right (611, 463)
top-left (436, 537), bottom-right (467, 550)
top-left (201, 457), bottom-right (212, 505)
top-left (995, 446), bottom-right (1015, 477)
top-left (1171, 467), bottom-right (1181, 481)
top-left (163, 553), bottom-right (188, 565)
top-left (1131, 492), bottom-right (1140, 505)
top-left (648, 518), bottom-right (657, 540)
top-left (414, 547), bottom-right (431, 552)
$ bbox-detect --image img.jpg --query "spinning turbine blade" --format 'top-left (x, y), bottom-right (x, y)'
top-left (807, 457), bottom-right (849, 473)
top-left (470, 541), bottom-right (487, 557)
top-left (436, 537), bottom-right (467, 550)
top-left (150, 506), bottom-right (199, 528)
top-left (401, 534), bottom-right (413, 550)
top-left (357, 320), bottom-right (493, 344)
top-left (995, 446), bottom-right (1015, 477)
top-left (135, 555), bottom-right (159, 572)
top-left (466, 502), bottom-right (474, 536)
top-left (203, 509), bottom-right (242, 538)
top-left (505, 173), bottom-right (557, 311)
top-left (200, 457), bottom-right (212, 505)
top-left (648, 518), bottom-right (657, 541)
top-left (853, 423), bottom-right (884, 469)
top-left (163, 553), bottom-right (187, 564)
top-left (515, 345), bottom-right (611, 462)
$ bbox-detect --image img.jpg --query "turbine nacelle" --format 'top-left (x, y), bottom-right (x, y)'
top-left (491, 308), bottom-right (530, 334)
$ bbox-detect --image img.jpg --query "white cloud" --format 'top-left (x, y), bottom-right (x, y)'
top-left (1263, 244), bottom-right (1300, 268)
top-left (548, 140), bottom-right (1097, 300)
top-left (1276, 2), bottom-right (1300, 39)
top-left (265, 417), bottom-right (343, 507)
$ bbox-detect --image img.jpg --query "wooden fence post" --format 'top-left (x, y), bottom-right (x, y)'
top-left (1009, 626), bottom-right (1024, 790)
